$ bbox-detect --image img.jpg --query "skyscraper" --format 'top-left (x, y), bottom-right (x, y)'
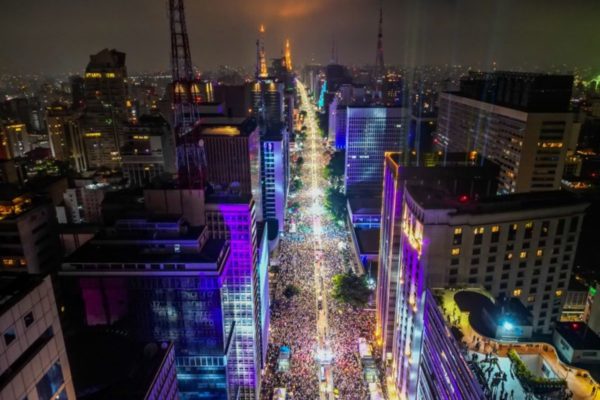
top-left (46, 102), bottom-right (87, 171)
top-left (344, 106), bottom-right (409, 197)
top-left (80, 48), bottom-right (128, 169)
top-left (436, 71), bottom-right (577, 193)
top-left (0, 273), bottom-right (76, 400)
top-left (377, 152), bottom-right (499, 359)
top-left (390, 185), bottom-right (586, 398)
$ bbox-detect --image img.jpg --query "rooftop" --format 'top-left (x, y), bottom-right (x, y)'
top-left (406, 185), bottom-right (587, 214)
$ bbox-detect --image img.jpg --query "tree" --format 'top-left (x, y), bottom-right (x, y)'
top-left (324, 186), bottom-right (346, 220)
top-left (331, 272), bottom-right (372, 308)
top-left (283, 284), bottom-right (300, 298)
top-left (324, 151), bottom-right (345, 181)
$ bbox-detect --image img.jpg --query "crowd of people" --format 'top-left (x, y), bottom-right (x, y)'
top-left (261, 94), bottom-right (377, 399)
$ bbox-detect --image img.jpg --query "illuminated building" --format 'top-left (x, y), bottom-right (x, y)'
top-left (377, 152), bottom-right (499, 360)
top-left (251, 80), bottom-right (285, 135)
top-left (45, 102), bottom-right (87, 172)
top-left (0, 185), bottom-right (61, 274)
top-left (436, 71), bottom-right (578, 194)
top-left (344, 106), bottom-right (409, 197)
top-left (205, 195), bottom-right (269, 399)
top-left (261, 131), bottom-right (288, 244)
top-left (121, 114), bottom-right (176, 187)
top-left (1, 122), bottom-right (31, 159)
top-left (193, 117), bottom-right (263, 222)
top-left (389, 187), bottom-right (588, 398)
top-left (0, 273), bottom-right (75, 400)
top-left (80, 49), bottom-right (128, 169)
top-left (417, 290), bottom-right (485, 399)
top-left (60, 215), bottom-right (234, 399)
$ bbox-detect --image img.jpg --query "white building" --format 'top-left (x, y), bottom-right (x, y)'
top-left (0, 274), bottom-right (75, 400)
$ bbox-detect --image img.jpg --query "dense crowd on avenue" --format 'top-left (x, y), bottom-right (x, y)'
top-left (261, 91), bottom-right (376, 399)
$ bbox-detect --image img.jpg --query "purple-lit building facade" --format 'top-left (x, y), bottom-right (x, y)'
top-left (418, 290), bottom-right (485, 399)
top-left (60, 190), bottom-right (270, 400)
top-left (376, 152), bottom-right (499, 360)
top-left (388, 183), bottom-right (587, 398)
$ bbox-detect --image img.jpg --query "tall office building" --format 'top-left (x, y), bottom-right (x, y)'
top-left (0, 122), bottom-right (31, 159)
top-left (344, 106), bottom-right (409, 196)
top-left (0, 185), bottom-right (61, 274)
top-left (60, 215), bottom-right (234, 399)
top-left (80, 48), bottom-right (128, 169)
top-left (45, 102), bottom-right (87, 171)
top-left (377, 152), bottom-right (499, 359)
top-left (251, 80), bottom-right (285, 134)
top-left (194, 117), bottom-right (262, 222)
top-left (121, 113), bottom-right (176, 187)
top-left (390, 186), bottom-right (586, 398)
top-left (0, 273), bottom-right (76, 400)
top-left (261, 131), bottom-right (288, 240)
top-left (436, 71), bottom-right (576, 193)
top-left (205, 195), bottom-right (268, 400)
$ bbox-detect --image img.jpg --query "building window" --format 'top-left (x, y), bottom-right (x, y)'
top-left (451, 248), bottom-right (460, 256)
top-left (24, 312), bottom-right (34, 327)
top-left (536, 249), bottom-right (543, 257)
top-left (36, 362), bottom-right (65, 400)
top-left (555, 290), bottom-right (563, 298)
top-left (513, 288), bottom-right (522, 297)
top-left (3, 327), bottom-right (16, 346)
top-left (492, 225), bottom-right (500, 233)
top-left (519, 251), bottom-right (527, 259)
top-left (527, 295), bottom-right (535, 303)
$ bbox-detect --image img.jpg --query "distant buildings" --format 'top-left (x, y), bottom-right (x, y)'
top-left (45, 102), bottom-right (86, 172)
top-left (0, 273), bottom-right (75, 400)
top-left (0, 122), bottom-right (31, 159)
top-left (80, 49), bottom-right (128, 169)
top-left (0, 186), bottom-right (61, 274)
top-left (436, 71), bottom-right (578, 194)
top-left (120, 113), bottom-right (176, 187)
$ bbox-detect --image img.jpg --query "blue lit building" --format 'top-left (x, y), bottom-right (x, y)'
top-left (344, 106), bottom-right (409, 197)
top-left (60, 216), bottom-right (233, 399)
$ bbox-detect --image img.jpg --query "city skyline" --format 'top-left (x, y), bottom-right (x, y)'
top-left (1, 0), bottom-right (600, 75)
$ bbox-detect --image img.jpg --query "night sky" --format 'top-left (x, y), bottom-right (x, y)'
top-left (1, 0), bottom-right (599, 75)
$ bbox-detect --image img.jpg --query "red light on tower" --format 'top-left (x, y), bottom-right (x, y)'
top-left (572, 322), bottom-right (579, 329)
top-left (458, 195), bottom-right (469, 203)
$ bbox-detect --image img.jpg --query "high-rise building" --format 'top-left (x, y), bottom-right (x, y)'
top-left (69, 75), bottom-right (85, 110)
top-left (261, 130), bottom-right (288, 241)
top-left (193, 117), bottom-right (262, 222)
top-left (205, 195), bottom-right (269, 400)
top-left (45, 102), bottom-right (87, 171)
top-left (436, 71), bottom-right (576, 193)
top-left (121, 113), bottom-right (176, 187)
top-left (59, 215), bottom-right (233, 399)
top-left (0, 185), bottom-right (61, 274)
top-left (251, 80), bottom-right (284, 134)
top-left (344, 106), bottom-right (410, 197)
top-left (389, 186), bottom-right (586, 398)
top-left (80, 48), bottom-right (128, 169)
top-left (377, 152), bottom-right (499, 359)
top-left (0, 273), bottom-right (76, 400)
top-left (0, 122), bottom-right (31, 159)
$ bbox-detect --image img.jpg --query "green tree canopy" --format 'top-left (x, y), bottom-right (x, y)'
top-left (331, 272), bottom-right (372, 308)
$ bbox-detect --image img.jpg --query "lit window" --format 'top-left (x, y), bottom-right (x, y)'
top-left (520, 251), bottom-right (527, 259)
top-left (525, 221), bottom-right (533, 229)
top-left (513, 289), bottom-right (522, 297)
top-left (506, 253), bottom-right (513, 260)
top-left (555, 290), bottom-right (563, 297)
top-left (492, 226), bottom-right (500, 233)
top-left (536, 249), bottom-right (543, 257)
top-left (527, 295), bottom-right (535, 303)
top-left (512, 224), bottom-right (518, 230)
top-left (454, 228), bottom-right (462, 235)
top-left (474, 227), bottom-right (484, 234)
top-left (451, 248), bottom-right (460, 256)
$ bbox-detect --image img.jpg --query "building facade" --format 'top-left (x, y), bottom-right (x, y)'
top-left (0, 273), bottom-right (76, 400)
top-left (344, 106), bottom-right (409, 196)
top-left (80, 49), bottom-right (128, 169)
top-left (436, 72), bottom-right (576, 194)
